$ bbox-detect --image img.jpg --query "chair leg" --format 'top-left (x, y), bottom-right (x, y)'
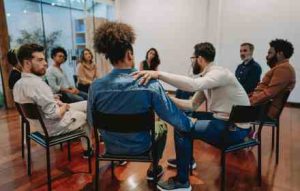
top-left (276, 123), bottom-right (280, 164)
top-left (21, 120), bottom-right (25, 159)
top-left (95, 159), bottom-right (99, 191)
top-left (26, 128), bottom-right (31, 176)
top-left (46, 147), bottom-right (52, 191)
top-left (67, 141), bottom-right (71, 161)
top-left (221, 152), bottom-right (226, 191)
top-left (111, 161), bottom-right (115, 179)
top-left (258, 144), bottom-right (262, 186)
top-left (153, 152), bottom-right (159, 186)
top-left (190, 140), bottom-right (194, 175)
top-left (271, 126), bottom-right (275, 150)
top-left (84, 136), bottom-right (92, 173)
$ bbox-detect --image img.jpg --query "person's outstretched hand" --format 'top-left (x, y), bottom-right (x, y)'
top-left (131, 70), bottom-right (159, 85)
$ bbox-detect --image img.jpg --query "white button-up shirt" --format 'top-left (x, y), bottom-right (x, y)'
top-left (13, 73), bottom-right (63, 135)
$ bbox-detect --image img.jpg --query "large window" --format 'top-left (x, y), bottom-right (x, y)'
top-left (3, 0), bottom-right (115, 88)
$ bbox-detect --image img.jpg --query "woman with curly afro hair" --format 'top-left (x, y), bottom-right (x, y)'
top-left (90, 21), bottom-right (192, 191)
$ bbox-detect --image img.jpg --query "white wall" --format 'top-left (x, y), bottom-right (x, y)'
top-left (116, 0), bottom-right (300, 102)
top-left (116, 0), bottom-right (209, 90)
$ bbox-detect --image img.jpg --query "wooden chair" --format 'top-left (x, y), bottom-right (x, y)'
top-left (15, 103), bottom-right (29, 158)
top-left (93, 110), bottom-right (159, 191)
top-left (251, 91), bottom-right (291, 164)
top-left (192, 103), bottom-right (270, 191)
top-left (16, 102), bottom-right (92, 191)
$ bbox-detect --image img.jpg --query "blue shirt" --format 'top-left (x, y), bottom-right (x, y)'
top-left (87, 68), bottom-right (192, 155)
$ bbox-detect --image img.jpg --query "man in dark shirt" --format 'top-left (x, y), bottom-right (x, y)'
top-left (235, 42), bottom-right (262, 94)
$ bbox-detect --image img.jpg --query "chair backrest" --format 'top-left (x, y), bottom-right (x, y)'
top-left (229, 102), bottom-right (270, 124)
top-left (93, 110), bottom-right (155, 133)
top-left (92, 110), bottom-right (156, 158)
top-left (17, 103), bottom-right (49, 137)
top-left (15, 102), bottom-right (26, 119)
top-left (272, 90), bottom-right (291, 120)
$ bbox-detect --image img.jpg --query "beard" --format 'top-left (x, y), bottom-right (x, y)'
top-left (192, 62), bottom-right (201, 75)
top-left (267, 55), bottom-right (278, 68)
top-left (31, 68), bottom-right (46, 76)
top-left (240, 54), bottom-right (246, 60)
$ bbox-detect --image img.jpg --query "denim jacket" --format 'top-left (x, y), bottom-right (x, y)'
top-left (87, 68), bottom-right (192, 155)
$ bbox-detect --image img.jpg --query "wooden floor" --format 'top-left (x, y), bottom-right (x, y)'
top-left (0, 106), bottom-right (300, 191)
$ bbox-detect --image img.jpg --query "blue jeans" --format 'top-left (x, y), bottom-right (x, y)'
top-left (174, 112), bottom-right (250, 183)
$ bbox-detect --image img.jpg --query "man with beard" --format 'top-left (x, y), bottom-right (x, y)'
top-left (13, 43), bottom-right (92, 158)
top-left (250, 39), bottom-right (296, 119)
top-left (132, 42), bottom-right (250, 190)
top-left (235, 42), bottom-right (262, 94)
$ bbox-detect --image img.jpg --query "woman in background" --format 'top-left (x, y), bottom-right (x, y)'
top-left (76, 48), bottom-right (97, 93)
top-left (139, 48), bottom-right (160, 71)
top-left (7, 48), bottom-right (22, 90)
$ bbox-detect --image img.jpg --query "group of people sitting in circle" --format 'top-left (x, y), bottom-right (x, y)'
top-left (7, 20), bottom-right (295, 191)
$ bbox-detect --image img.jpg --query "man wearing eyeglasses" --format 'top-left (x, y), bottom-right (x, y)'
top-left (132, 42), bottom-right (250, 191)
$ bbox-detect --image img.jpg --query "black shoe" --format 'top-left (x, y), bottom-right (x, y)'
top-left (157, 176), bottom-right (191, 191)
top-left (146, 165), bottom-right (164, 180)
top-left (82, 149), bottom-right (93, 159)
top-left (167, 158), bottom-right (196, 170)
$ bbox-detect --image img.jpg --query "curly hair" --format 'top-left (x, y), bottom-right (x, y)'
top-left (94, 21), bottom-right (136, 64)
top-left (51, 46), bottom-right (67, 61)
top-left (269, 39), bottom-right (294, 59)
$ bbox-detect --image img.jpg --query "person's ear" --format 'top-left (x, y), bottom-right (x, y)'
top-left (127, 50), bottom-right (134, 61)
top-left (277, 51), bottom-right (284, 58)
top-left (23, 59), bottom-right (30, 66)
top-left (197, 56), bottom-right (202, 64)
top-left (22, 59), bottom-right (31, 70)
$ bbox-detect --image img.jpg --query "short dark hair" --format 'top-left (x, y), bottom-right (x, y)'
top-left (51, 46), bottom-right (67, 60)
top-left (17, 43), bottom-right (44, 66)
top-left (241, 42), bottom-right (254, 52)
top-left (94, 21), bottom-right (136, 65)
top-left (7, 49), bottom-right (18, 67)
top-left (269, 39), bottom-right (294, 59)
top-left (194, 42), bottom-right (215, 62)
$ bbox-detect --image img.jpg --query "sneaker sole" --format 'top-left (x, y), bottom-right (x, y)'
top-left (167, 161), bottom-right (196, 170)
top-left (118, 161), bottom-right (128, 166)
top-left (157, 185), bottom-right (192, 191)
top-left (146, 169), bottom-right (164, 180)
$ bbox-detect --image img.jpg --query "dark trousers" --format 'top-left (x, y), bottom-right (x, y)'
top-left (78, 83), bottom-right (90, 93)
